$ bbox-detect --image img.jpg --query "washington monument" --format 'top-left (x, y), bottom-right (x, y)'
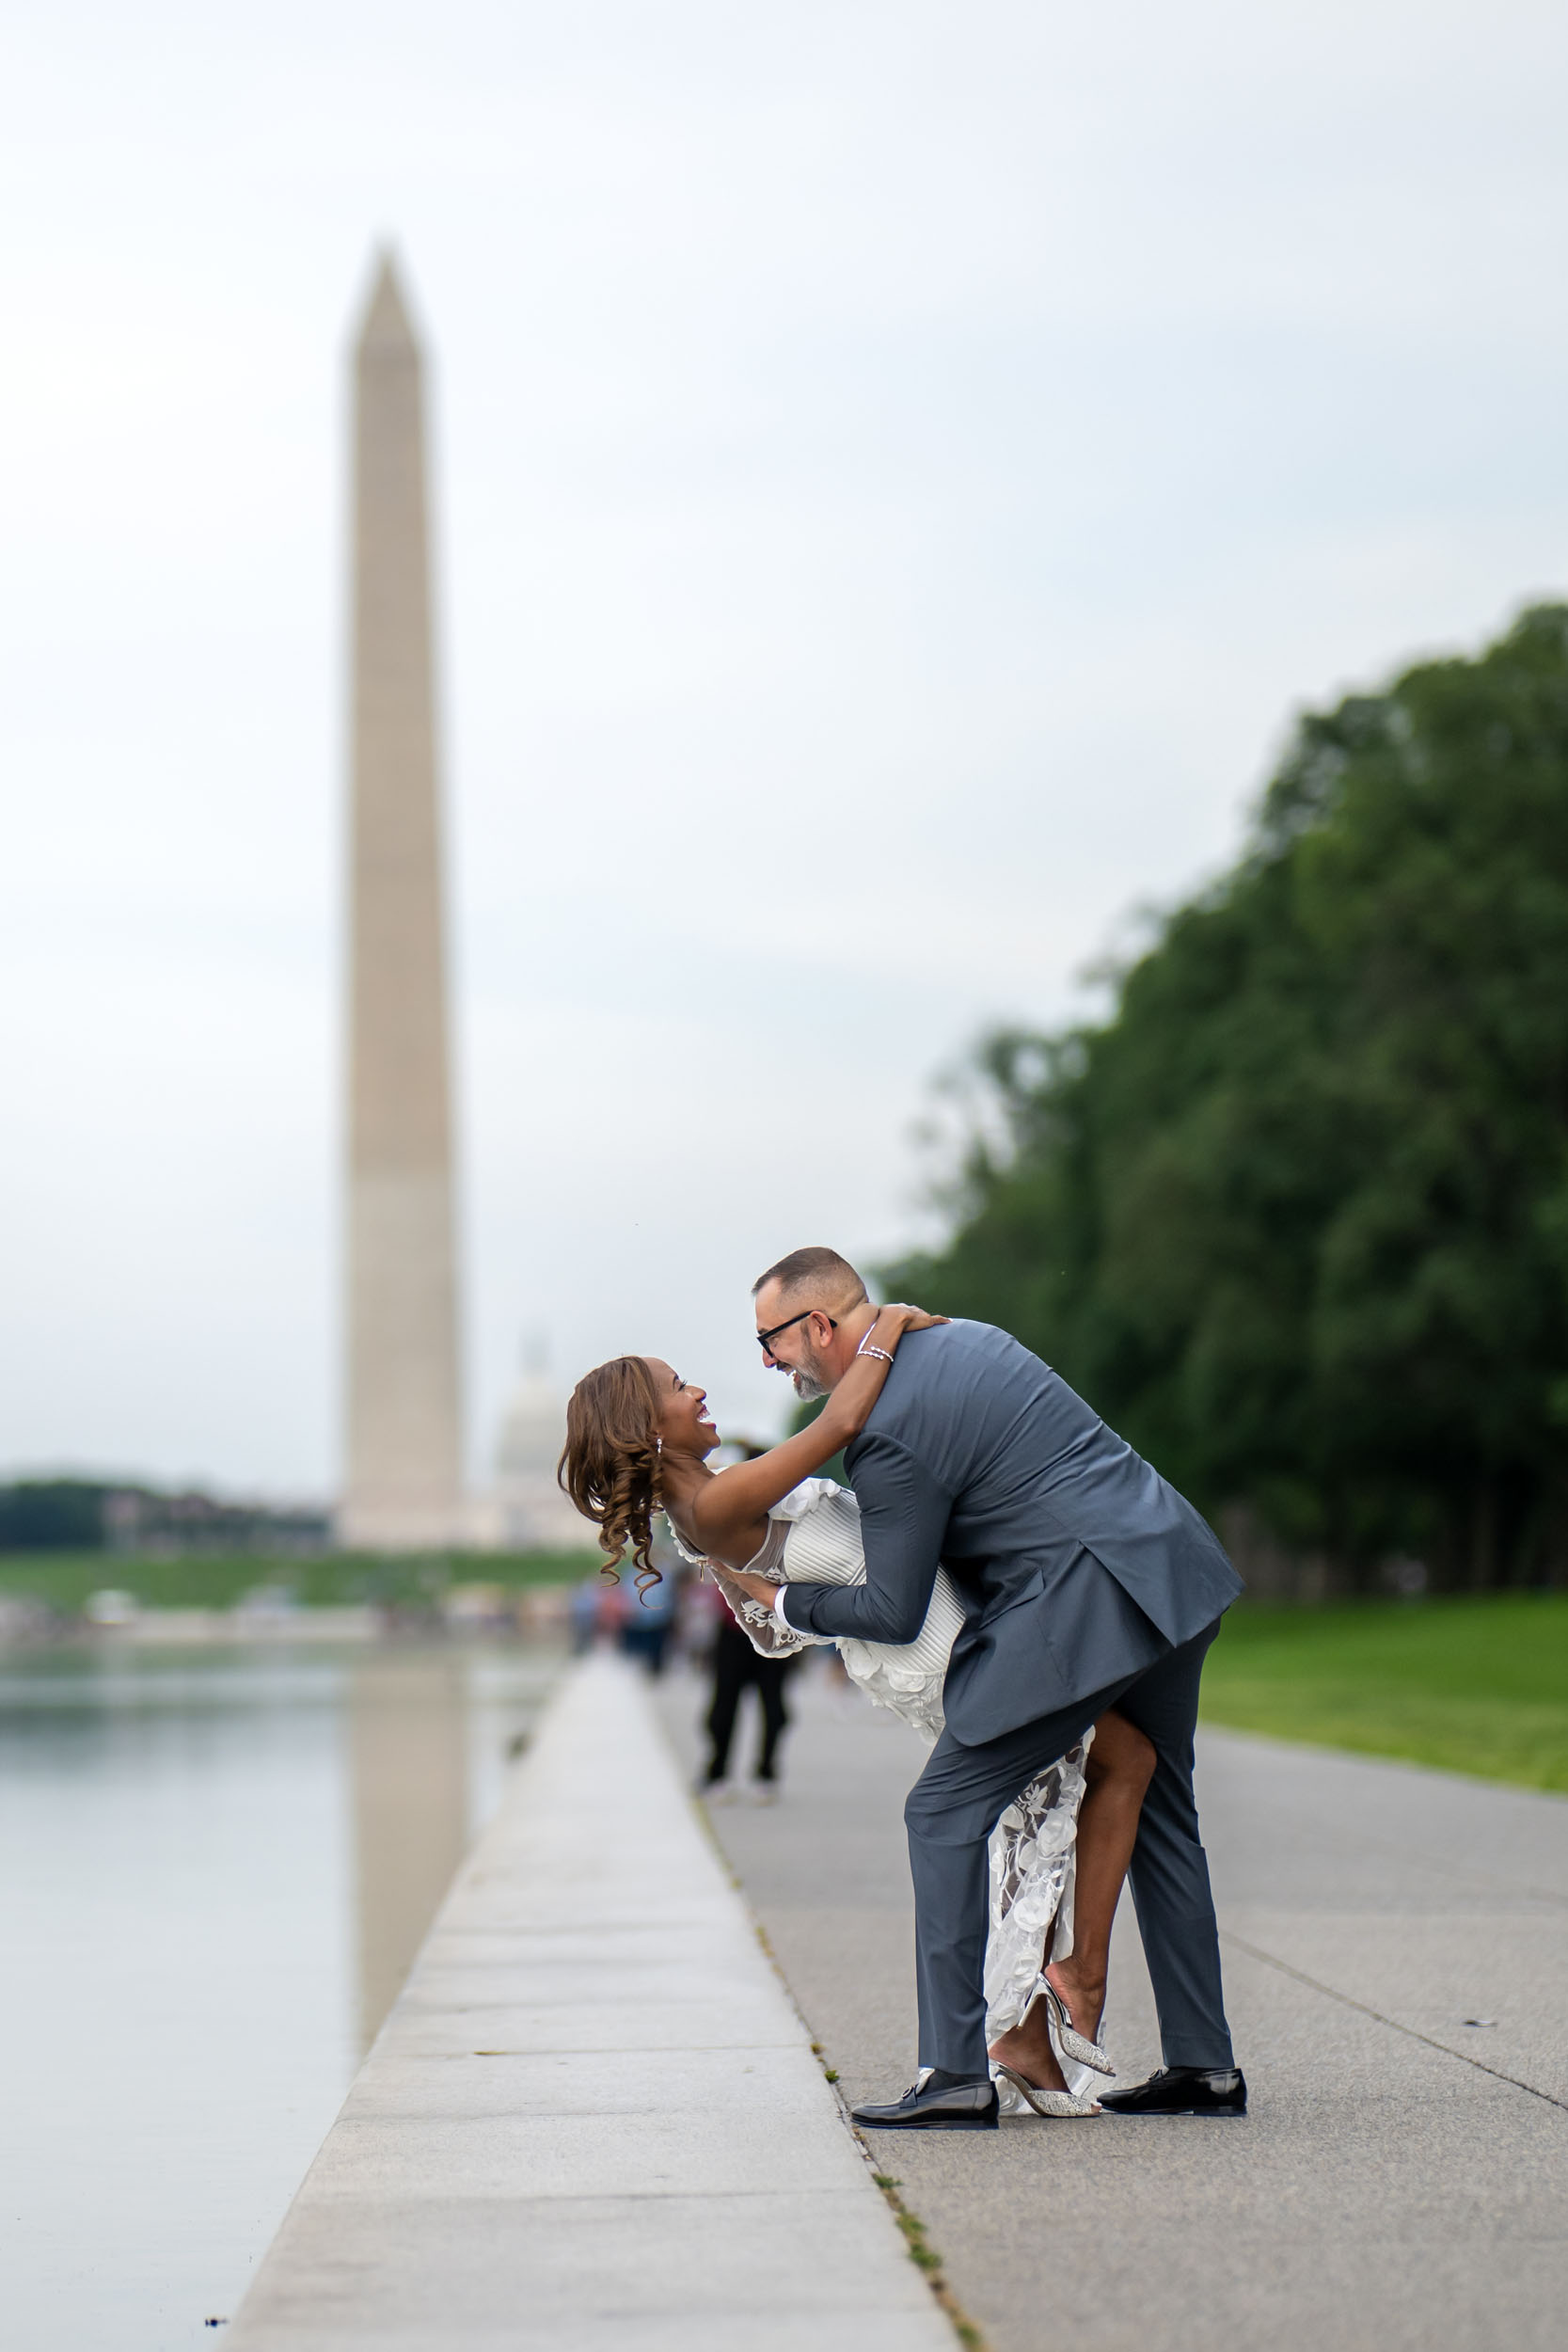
top-left (340, 252), bottom-right (464, 1549)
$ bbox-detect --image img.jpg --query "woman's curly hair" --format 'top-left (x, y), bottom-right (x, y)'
top-left (558, 1356), bottom-right (666, 1593)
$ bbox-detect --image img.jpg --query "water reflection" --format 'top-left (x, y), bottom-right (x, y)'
top-left (349, 1657), bottom-right (469, 2053)
top-left (0, 1639), bottom-right (562, 2352)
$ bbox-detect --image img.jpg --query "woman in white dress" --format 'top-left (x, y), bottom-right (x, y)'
top-left (561, 1305), bottom-right (1156, 2117)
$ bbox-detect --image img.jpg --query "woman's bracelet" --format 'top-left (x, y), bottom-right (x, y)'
top-left (857, 1341), bottom-right (895, 1364)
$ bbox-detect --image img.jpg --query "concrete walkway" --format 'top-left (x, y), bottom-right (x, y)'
top-left (227, 1653), bottom-right (951, 2352)
top-left (662, 1661), bottom-right (1568, 2352)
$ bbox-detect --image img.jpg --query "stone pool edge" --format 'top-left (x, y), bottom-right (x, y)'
top-left (224, 1648), bottom-right (952, 2350)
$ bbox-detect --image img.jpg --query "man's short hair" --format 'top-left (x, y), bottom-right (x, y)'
top-left (752, 1247), bottom-right (868, 1312)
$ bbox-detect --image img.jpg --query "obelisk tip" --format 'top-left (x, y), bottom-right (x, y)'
top-left (356, 246), bottom-right (420, 357)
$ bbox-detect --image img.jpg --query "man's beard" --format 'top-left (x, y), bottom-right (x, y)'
top-left (790, 1343), bottom-right (831, 1403)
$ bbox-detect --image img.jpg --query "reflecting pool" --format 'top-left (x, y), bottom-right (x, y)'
top-left (0, 1641), bottom-right (563, 2352)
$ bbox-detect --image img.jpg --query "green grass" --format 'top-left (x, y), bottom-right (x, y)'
top-left (0, 1548), bottom-right (599, 1616)
top-left (1201, 1593), bottom-right (1568, 1792)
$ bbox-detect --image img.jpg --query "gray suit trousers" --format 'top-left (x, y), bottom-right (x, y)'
top-left (904, 1616), bottom-right (1233, 2076)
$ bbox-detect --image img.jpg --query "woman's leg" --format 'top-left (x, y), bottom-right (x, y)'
top-left (1048, 1707), bottom-right (1157, 2042)
top-left (988, 1708), bottom-right (1156, 2090)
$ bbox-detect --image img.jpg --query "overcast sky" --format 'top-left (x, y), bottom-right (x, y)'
top-left (4, 0), bottom-right (1568, 1498)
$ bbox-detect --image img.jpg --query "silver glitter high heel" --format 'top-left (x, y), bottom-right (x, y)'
top-left (1029, 1976), bottom-right (1115, 2076)
top-left (991, 2063), bottom-right (1101, 2119)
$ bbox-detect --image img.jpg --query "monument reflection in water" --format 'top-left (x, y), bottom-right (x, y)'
top-left (350, 1654), bottom-right (470, 2052)
top-left (0, 1640), bottom-right (562, 2352)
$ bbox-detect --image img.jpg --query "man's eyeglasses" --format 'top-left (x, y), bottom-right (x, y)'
top-left (755, 1308), bottom-right (836, 1357)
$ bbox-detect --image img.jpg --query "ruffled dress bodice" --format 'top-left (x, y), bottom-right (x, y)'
top-left (770, 1479), bottom-right (963, 1746)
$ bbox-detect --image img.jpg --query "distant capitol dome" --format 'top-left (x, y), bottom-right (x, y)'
top-left (488, 1346), bottom-right (594, 1552)
top-left (496, 1370), bottom-right (565, 1481)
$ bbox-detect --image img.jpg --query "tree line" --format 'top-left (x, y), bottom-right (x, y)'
top-left (0, 1479), bottom-right (330, 1555)
top-left (884, 604), bottom-right (1568, 1593)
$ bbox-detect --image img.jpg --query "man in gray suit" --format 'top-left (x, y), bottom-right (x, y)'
top-left (732, 1247), bottom-right (1246, 2131)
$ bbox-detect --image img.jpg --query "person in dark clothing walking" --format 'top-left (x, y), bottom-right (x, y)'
top-left (702, 1610), bottom-right (797, 1800)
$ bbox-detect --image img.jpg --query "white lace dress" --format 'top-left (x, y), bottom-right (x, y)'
top-left (670, 1478), bottom-right (1093, 2104)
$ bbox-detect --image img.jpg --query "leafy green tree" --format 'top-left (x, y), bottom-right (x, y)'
top-left (884, 605), bottom-right (1568, 1589)
top-left (786, 1394), bottom-right (847, 1486)
top-left (0, 1481), bottom-right (108, 1551)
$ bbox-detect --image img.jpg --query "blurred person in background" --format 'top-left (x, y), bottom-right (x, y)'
top-left (569, 1574), bottom-right (601, 1656)
top-left (691, 1448), bottom-right (800, 1800)
top-left (701, 1610), bottom-right (797, 1803)
top-left (618, 1524), bottom-right (681, 1676)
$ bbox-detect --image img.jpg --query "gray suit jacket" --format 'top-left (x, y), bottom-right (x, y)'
top-left (780, 1319), bottom-right (1242, 1744)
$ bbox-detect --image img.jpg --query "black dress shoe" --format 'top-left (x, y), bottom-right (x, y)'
top-left (851, 2070), bottom-right (999, 2131)
top-left (1098, 2066), bottom-right (1246, 2117)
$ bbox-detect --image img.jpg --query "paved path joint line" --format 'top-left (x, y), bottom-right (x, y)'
top-left (1219, 1926), bottom-right (1568, 2113)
